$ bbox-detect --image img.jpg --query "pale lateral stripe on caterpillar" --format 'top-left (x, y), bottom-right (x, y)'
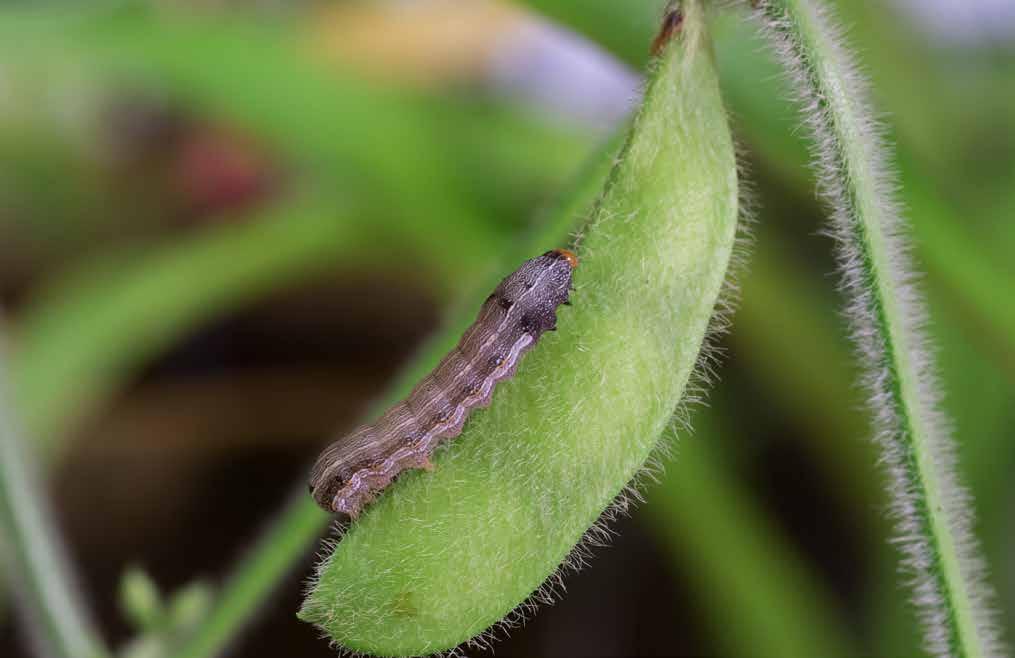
top-left (309, 248), bottom-right (578, 518)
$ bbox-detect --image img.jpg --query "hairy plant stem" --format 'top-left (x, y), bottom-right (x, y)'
top-left (753, 1), bottom-right (1003, 657)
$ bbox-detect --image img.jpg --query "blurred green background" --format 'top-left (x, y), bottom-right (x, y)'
top-left (1, 1), bottom-right (1013, 656)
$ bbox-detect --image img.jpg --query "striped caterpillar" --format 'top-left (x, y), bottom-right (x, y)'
top-left (309, 248), bottom-right (578, 518)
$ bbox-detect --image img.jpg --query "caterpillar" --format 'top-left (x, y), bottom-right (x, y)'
top-left (309, 248), bottom-right (578, 518)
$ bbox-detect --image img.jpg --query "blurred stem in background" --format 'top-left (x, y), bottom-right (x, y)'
top-left (0, 340), bottom-right (108, 658)
top-left (12, 196), bottom-right (367, 453)
top-left (646, 417), bottom-right (854, 658)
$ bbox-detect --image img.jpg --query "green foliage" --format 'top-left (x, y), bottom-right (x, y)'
top-left (0, 347), bottom-right (107, 658)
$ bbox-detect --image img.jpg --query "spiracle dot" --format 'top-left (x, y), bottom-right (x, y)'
top-left (520, 313), bottom-right (540, 333)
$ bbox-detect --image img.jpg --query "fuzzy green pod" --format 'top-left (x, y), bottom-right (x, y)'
top-left (299, 4), bottom-right (739, 655)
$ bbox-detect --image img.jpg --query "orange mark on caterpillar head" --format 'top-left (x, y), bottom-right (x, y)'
top-left (553, 248), bottom-right (579, 269)
top-left (650, 7), bottom-right (684, 57)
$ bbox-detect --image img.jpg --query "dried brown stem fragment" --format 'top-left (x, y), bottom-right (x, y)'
top-left (651, 5), bottom-right (684, 57)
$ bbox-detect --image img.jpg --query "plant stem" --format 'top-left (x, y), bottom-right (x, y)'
top-left (646, 420), bottom-right (857, 658)
top-left (753, 1), bottom-right (1003, 657)
top-left (0, 343), bottom-right (107, 658)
